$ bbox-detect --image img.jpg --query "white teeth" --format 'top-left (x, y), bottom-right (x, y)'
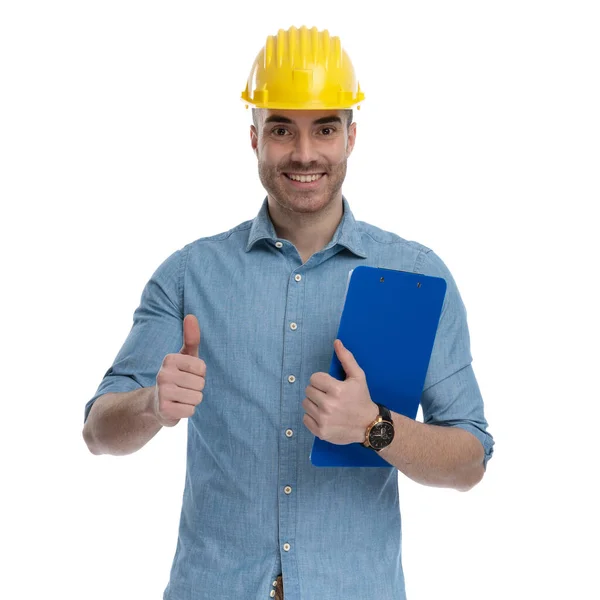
top-left (287, 173), bottom-right (323, 183)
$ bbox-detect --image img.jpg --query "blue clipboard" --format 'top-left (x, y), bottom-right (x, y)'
top-left (309, 265), bottom-right (447, 467)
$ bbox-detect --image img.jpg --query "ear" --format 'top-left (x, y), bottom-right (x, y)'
top-left (250, 125), bottom-right (259, 157)
top-left (346, 121), bottom-right (357, 158)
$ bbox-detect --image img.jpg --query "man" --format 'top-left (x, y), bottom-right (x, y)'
top-left (82, 25), bottom-right (494, 600)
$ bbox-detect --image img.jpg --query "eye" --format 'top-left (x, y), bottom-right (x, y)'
top-left (271, 127), bottom-right (289, 136)
top-left (319, 127), bottom-right (336, 135)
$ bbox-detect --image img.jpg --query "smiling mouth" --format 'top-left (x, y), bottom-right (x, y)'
top-left (283, 173), bottom-right (325, 183)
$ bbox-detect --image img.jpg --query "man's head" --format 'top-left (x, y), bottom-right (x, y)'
top-left (250, 108), bottom-right (357, 215)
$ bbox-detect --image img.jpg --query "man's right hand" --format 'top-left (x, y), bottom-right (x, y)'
top-left (152, 314), bottom-right (206, 427)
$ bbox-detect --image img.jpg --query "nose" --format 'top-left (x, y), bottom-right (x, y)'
top-left (290, 131), bottom-right (319, 165)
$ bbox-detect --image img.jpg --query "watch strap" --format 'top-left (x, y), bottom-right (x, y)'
top-left (376, 403), bottom-right (392, 423)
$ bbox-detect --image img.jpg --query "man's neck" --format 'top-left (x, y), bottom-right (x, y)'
top-left (267, 194), bottom-right (344, 261)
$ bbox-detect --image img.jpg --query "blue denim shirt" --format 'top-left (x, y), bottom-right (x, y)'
top-left (84, 196), bottom-right (494, 600)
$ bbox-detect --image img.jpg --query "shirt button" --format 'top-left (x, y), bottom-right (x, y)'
top-left (275, 241), bottom-right (283, 248)
top-left (294, 274), bottom-right (302, 282)
top-left (283, 543), bottom-right (291, 551)
top-left (285, 429), bottom-right (293, 437)
top-left (290, 322), bottom-right (297, 330)
top-left (272, 581), bottom-right (278, 587)
top-left (288, 375), bottom-right (296, 383)
top-left (270, 591), bottom-right (275, 598)
top-left (284, 486), bottom-right (292, 494)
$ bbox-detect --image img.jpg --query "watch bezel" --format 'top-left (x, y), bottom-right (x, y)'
top-left (368, 420), bottom-right (395, 450)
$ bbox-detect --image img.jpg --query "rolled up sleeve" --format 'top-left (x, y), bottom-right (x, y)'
top-left (83, 245), bottom-right (188, 424)
top-left (416, 249), bottom-right (495, 469)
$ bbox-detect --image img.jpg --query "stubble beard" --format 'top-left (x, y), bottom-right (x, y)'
top-left (258, 159), bottom-right (347, 214)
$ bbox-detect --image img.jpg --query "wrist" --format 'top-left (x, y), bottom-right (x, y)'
top-left (144, 386), bottom-right (162, 423)
top-left (359, 401), bottom-right (381, 444)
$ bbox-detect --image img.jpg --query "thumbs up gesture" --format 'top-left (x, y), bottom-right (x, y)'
top-left (152, 314), bottom-right (207, 427)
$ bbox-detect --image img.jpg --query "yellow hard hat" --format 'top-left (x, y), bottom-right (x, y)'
top-left (241, 25), bottom-right (365, 110)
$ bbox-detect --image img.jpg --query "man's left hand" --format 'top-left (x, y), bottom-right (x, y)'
top-left (302, 339), bottom-right (379, 445)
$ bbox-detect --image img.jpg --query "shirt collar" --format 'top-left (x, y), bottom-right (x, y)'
top-left (244, 195), bottom-right (367, 258)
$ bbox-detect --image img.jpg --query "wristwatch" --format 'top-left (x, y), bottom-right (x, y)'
top-left (362, 403), bottom-right (395, 451)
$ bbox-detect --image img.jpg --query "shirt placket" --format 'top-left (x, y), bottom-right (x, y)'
top-left (277, 262), bottom-right (305, 597)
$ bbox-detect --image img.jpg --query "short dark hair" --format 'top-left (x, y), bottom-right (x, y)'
top-left (252, 108), bottom-right (353, 131)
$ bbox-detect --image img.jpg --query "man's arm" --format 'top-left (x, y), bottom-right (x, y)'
top-left (382, 248), bottom-right (494, 489)
top-left (82, 386), bottom-right (163, 456)
top-left (376, 409), bottom-right (485, 491)
top-left (82, 247), bottom-right (187, 456)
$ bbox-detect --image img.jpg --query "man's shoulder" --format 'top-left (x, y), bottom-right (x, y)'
top-left (354, 217), bottom-right (457, 280)
top-left (182, 217), bottom-right (255, 249)
top-left (356, 217), bottom-right (434, 256)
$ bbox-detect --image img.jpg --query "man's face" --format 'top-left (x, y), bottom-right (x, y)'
top-left (250, 109), bottom-right (356, 214)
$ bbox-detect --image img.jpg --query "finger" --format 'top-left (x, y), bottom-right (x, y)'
top-left (303, 396), bottom-right (320, 419)
top-left (169, 385), bottom-right (204, 407)
top-left (174, 369), bottom-right (205, 392)
top-left (176, 355), bottom-right (206, 377)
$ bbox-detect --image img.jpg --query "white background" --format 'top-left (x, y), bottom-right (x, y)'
top-left (1, 1), bottom-right (598, 598)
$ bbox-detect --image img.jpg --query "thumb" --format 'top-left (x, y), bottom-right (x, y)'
top-left (180, 314), bottom-right (201, 357)
top-left (334, 339), bottom-right (363, 378)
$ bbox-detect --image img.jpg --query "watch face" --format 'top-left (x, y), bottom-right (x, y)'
top-left (369, 422), bottom-right (394, 449)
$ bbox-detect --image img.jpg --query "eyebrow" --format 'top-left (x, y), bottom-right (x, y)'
top-left (263, 115), bottom-right (343, 126)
